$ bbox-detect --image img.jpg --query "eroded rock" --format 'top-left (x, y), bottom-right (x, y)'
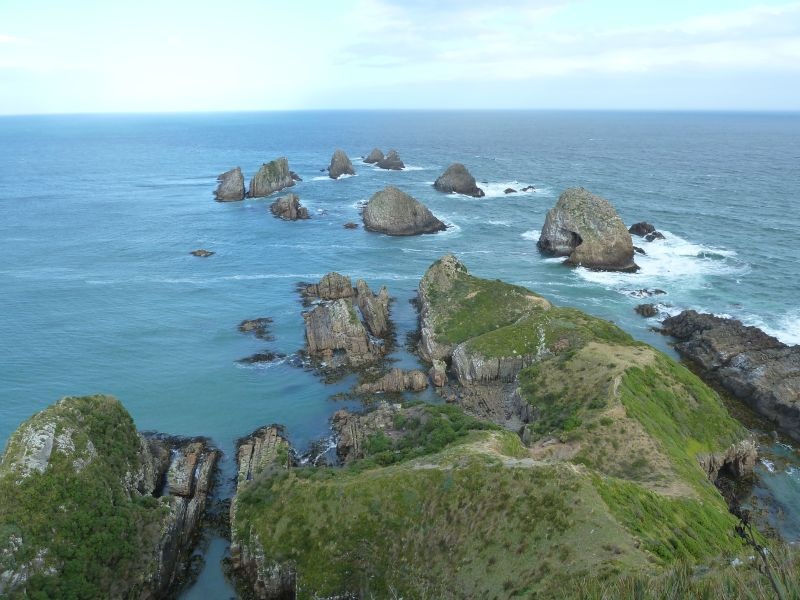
top-left (328, 149), bottom-right (355, 179)
top-left (362, 186), bottom-right (446, 236)
top-left (433, 163), bottom-right (485, 197)
top-left (247, 158), bottom-right (295, 198)
top-left (270, 193), bottom-right (309, 220)
top-left (214, 167), bottom-right (245, 202)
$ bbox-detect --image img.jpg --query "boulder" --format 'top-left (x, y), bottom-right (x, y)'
top-left (270, 193), bottom-right (309, 220)
top-left (537, 187), bottom-right (639, 272)
top-left (328, 149), bottom-right (355, 179)
top-left (343, 222), bottom-right (359, 229)
top-left (356, 368), bottom-right (428, 394)
top-left (237, 352), bottom-right (286, 365)
top-left (504, 188), bottom-right (517, 194)
top-left (646, 231), bottom-right (666, 241)
top-left (629, 222), bottom-right (655, 237)
top-left (635, 303), bottom-right (658, 317)
top-left (214, 167), bottom-right (246, 201)
top-left (190, 249), bottom-right (214, 257)
top-left (661, 310), bottom-right (800, 441)
top-left (376, 149), bottom-right (405, 170)
top-left (247, 157), bottom-right (295, 198)
top-left (362, 186), bottom-right (446, 236)
top-left (433, 163), bottom-right (485, 197)
top-left (364, 148), bottom-right (384, 164)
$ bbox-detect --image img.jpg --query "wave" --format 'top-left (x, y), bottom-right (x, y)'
top-left (520, 230), bottom-right (539, 241)
top-left (742, 310), bottom-right (800, 347)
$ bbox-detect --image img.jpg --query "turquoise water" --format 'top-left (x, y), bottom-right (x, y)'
top-left (1, 111), bottom-right (799, 594)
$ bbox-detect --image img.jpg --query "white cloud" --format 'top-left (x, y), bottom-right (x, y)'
top-left (0, 34), bottom-right (19, 44)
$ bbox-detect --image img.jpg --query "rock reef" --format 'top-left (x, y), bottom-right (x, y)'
top-left (661, 310), bottom-right (800, 441)
top-left (362, 186), bottom-right (446, 236)
top-left (269, 193), bottom-right (309, 220)
top-left (328, 149), bottom-right (355, 179)
top-left (247, 158), bottom-right (295, 198)
top-left (214, 166), bottom-right (246, 201)
top-left (537, 187), bottom-right (638, 272)
top-left (433, 163), bottom-right (485, 197)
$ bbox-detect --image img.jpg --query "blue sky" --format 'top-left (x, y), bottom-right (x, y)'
top-left (0, 0), bottom-right (798, 114)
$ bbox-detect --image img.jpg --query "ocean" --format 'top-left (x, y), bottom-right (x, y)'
top-left (1, 110), bottom-right (798, 596)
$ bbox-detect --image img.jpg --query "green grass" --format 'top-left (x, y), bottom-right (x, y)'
top-left (0, 395), bottom-right (168, 599)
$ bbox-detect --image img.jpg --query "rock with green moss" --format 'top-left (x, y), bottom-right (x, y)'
top-left (0, 395), bottom-right (219, 599)
top-left (538, 187), bottom-right (638, 272)
top-left (247, 157), bottom-right (295, 198)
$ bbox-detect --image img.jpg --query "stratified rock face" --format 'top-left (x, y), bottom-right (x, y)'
top-left (230, 426), bottom-right (295, 599)
top-left (662, 310), bottom-right (800, 441)
top-left (328, 149), bottom-right (355, 179)
top-left (355, 278), bottom-right (390, 337)
top-left (0, 395), bottom-right (219, 599)
top-left (362, 186), bottom-right (446, 236)
top-left (364, 148), bottom-right (384, 164)
top-left (376, 149), bottom-right (405, 170)
top-left (537, 187), bottom-right (638, 272)
top-left (697, 439), bottom-right (758, 482)
top-left (356, 368), bottom-right (428, 394)
top-left (433, 163), bottom-right (485, 197)
top-left (247, 157), bottom-right (295, 198)
top-left (269, 193), bottom-right (309, 220)
top-left (331, 402), bottom-right (405, 463)
top-left (214, 167), bottom-right (245, 201)
top-left (302, 272), bottom-right (354, 301)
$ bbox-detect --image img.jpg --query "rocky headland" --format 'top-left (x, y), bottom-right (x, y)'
top-left (433, 163), bottom-right (485, 197)
top-left (328, 149), bottom-right (355, 179)
top-left (214, 167), bottom-right (246, 202)
top-left (362, 186), bottom-right (446, 236)
top-left (661, 310), bottom-right (800, 441)
top-left (537, 187), bottom-right (639, 272)
top-left (247, 158), bottom-right (295, 198)
top-left (0, 395), bottom-right (219, 599)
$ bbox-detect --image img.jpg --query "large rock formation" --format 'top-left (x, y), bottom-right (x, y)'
top-left (214, 167), bottom-right (245, 201)
top-left (364, 148), bottom-right (384, 164)
top-left (229, 426), bottom-right (296, 599)
top-left (328, 149), bottom-right (355, 179)
top-left (661, 310), bottom-right (800, 441)
top-left (331, 402), bottom-right (405, 463)
top-left (356, 368), bottom-right (428, 395)
top-left (433, 163), bottom-right (484, 197)
top-left (300, 274), bottom-right (391, 370)
top-left (269, 193), bottom-right (309, 220)
top-left (537, 187), bottom-right (639, 272)
top-left (376, 149), bottom-right (405, 170)
top-left (0, 395), bottom-right (219, 599)
top-left (362, 186), bottom-right (446, 236)
top-left (247, 158), bottom-right (295, 198)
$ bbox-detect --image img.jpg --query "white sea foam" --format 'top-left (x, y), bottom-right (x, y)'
top-left (742, 310), bottom-right (800, 347)
top-left (520, 230), bottom-right (539, 241)
top-left (487, 220), bottom-right (511, 227)
top-left (761, 459), bottom-right (776, 473)
top-left (476, 181), bottom-right (539, 199)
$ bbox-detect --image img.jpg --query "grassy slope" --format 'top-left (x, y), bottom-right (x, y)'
top-left (0, 395), bottom-right (167, 599)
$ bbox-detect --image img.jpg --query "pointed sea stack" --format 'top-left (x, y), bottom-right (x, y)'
top-left (328, 149), bottom-right (355, 179)
top-left (364, 148), bottom-right (384, 164)
top-left (433, 163), bottom-right (484, 197)
top-left (214, 166), bottom-right (245, 201)
top-left (247, 157), bottom-right (295, 198)
top-left (537, 187), bottom-right (638, 272)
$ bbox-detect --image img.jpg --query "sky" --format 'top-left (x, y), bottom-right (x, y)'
top-left (0, 0), bottom-right (799, 114)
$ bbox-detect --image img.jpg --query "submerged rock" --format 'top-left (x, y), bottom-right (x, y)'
top-left (269, 193), bottom-right (309, 220)
top-left (537, 187), bottom-right (639, 272)
top-left (0, 395), bottom-right (219, 599)
top-left (376, 149), bottom-right (405, 170)
top-left (504, 187), bottom-right (517, 194)
top-left (364, 148), bottom-right (384, 164)
top-left (362, 186), bottom-right (446, 236)
top-left (433, 163), bottom-right (485, 197)
top-left (635, 303), bottom-right (658, 317)
top-left (214, 167), bottom-right (246, 201)
top-left (522, 185), bottom-right (536, 192)
top-left (343, 221), bottom-right (359, 229)
top-left (190, 249), bottom-right (214, 257)
top-left (328, 149), bottom-right (355, 179)
top-left (237, 352), bottom-right (286, 365)
top-left (661, 310), bottom-right (800, 441)
top-left (238, 317), bottom-right (274, 340)
top-left (247, 157), bottom-right (295, 198)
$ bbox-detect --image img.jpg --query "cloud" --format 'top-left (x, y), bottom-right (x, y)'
top-left (0, 34), bottom-right (19, 44)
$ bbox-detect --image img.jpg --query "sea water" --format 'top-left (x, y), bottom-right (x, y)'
top-left (1, 110), bottom-right (798, 596)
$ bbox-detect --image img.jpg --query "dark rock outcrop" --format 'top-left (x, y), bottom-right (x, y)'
top-left (269, 193), bottom-right (309, 221)
top-left (237, 352), bottom-right (286, 365)
top-left (247, 158), bottom-right (295, 198)
top-left (362, 186), bottom-right (446, 236)
top-left (230, 426), bottom-right (296, 599)
top-left (697, 439), bottom-right (758, 482)
top-left (328, 149), bottom-right (355, 179)
top-left (376, 149), bottom-right (405, 170)
top-left (433, 163), bottom-right (485, 197)
top-left (343, 222), bottom-right (359, 229)
top-left (661, 310), bottom-right (800, 441)
top-left (331, 402), bottom-right (405, 463)
top-left (354, 278), bottom-right (390, 338)
top-left (238, 318), bottom-right (274, 340)
top-left (522, 185), bottom-right (536, 192)
top-left (537, 187), bottom-right (639, 272)
top-left (504, 188), bottom-right (517, 194)
top-left (214, 167), bottom-right (246, 202)
top-left (629, 222), bottom-right (655, 237)
top-left (364, 148), bottom-right (384, 164)
top-left (289, 171), bottom-right (302, 182)
top-left (635, 303), bottom-right (658, 317)
top-left (190, 249), bottom-right (214, 257)
top-left (356, 368), bottom-right (428, 394)
top-left (646, 231), bottom-right (666, 241)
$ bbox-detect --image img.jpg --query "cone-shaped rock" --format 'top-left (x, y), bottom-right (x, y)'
top-left (328, 149), bottom-right (355, 179)
top-left (362, 186), bottom-right (446, 236)
top-left (364, 148), bottom-right (384, 164)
